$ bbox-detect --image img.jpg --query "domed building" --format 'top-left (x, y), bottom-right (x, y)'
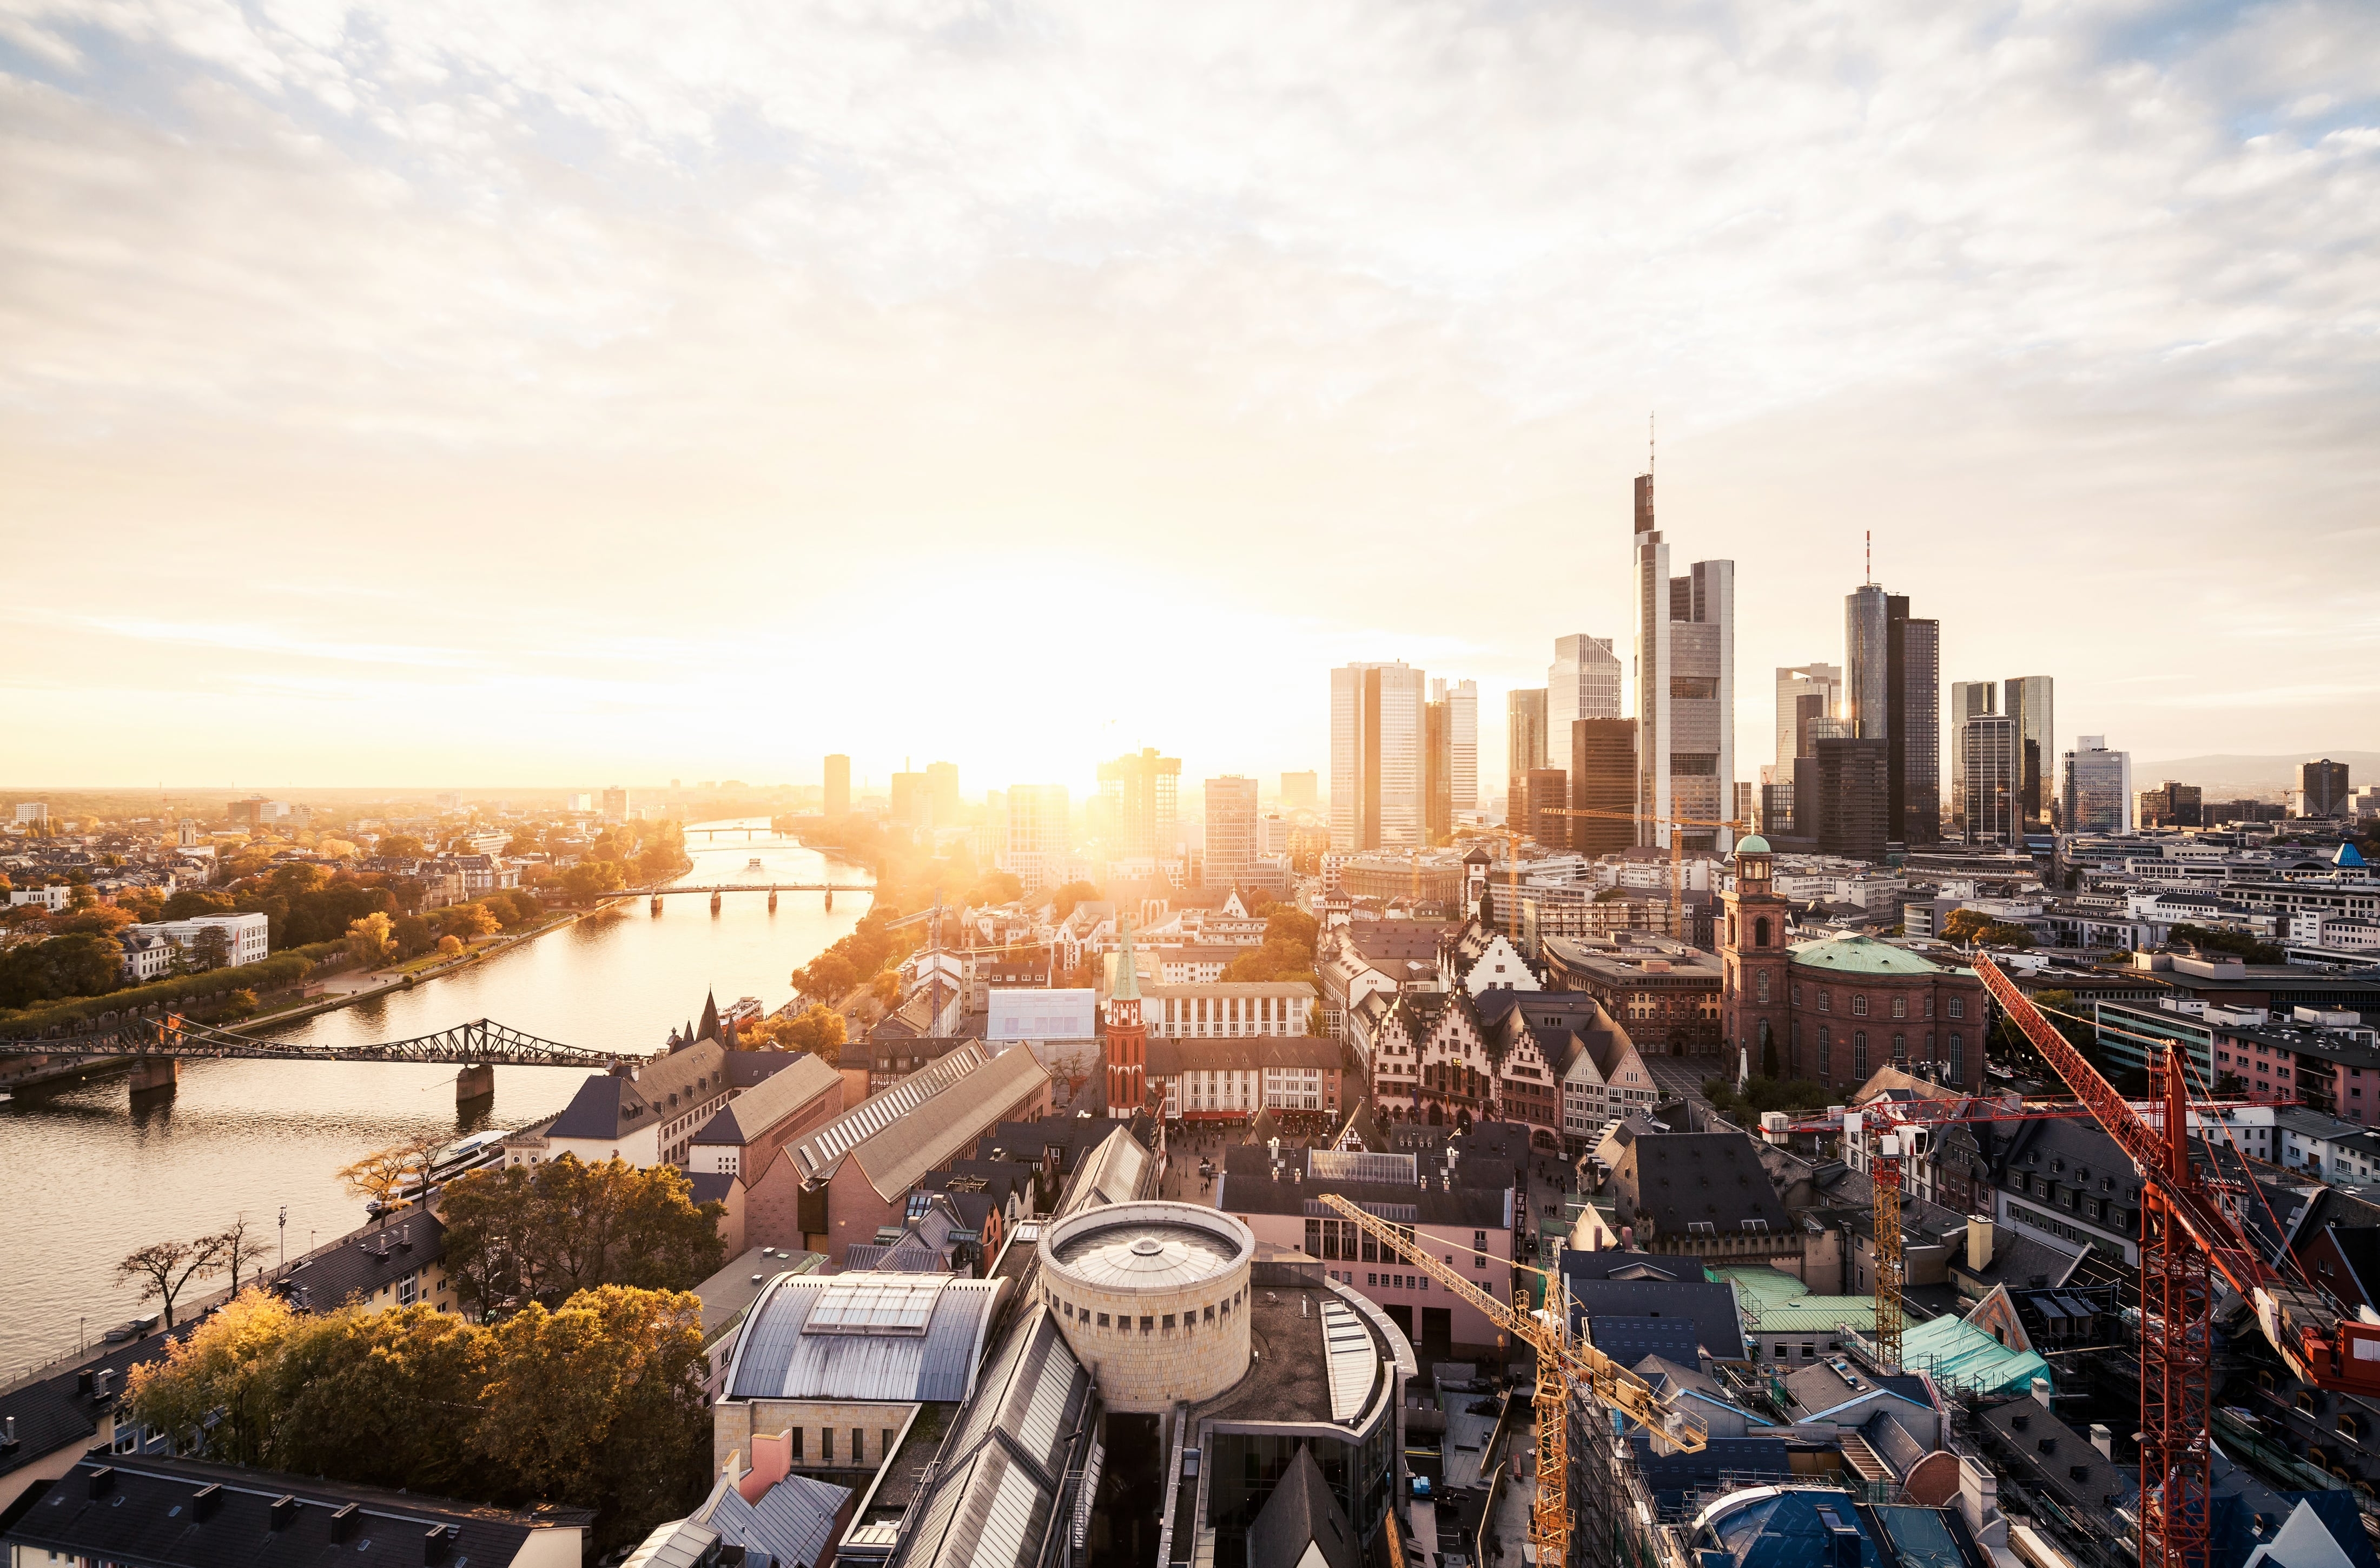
top-left (1722, 835), bottom-right (1987, 1091)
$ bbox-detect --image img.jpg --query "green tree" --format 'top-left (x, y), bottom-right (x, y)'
top-left (1047, 880), bottom-right (1101, 918)
top-left (0, 933), bottom-right (126, 1008)
top-left (438, 1157), bottom-right (724, 1319)
top-left (378, 834), bottom-right (427, 859)
top-left (559, 861), bottom-right (625, 904)
top-left (192, 924), bottom-right (232, 970)
top-left (119, 1288), bottom-right (295, 1465)
top-left (267, 1302), bottom-right (488, 1494)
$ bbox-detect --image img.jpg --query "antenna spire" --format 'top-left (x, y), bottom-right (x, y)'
top-left (1865, 529), bottom-right (1872, 586)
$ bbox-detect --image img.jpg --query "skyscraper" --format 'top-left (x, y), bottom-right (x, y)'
top-left (1330, 662), bottom-right (1427, 850)
top-left (1004, 785), bottom-right (1072, 894)
top-left (890, 770), bottom-right (928, 826)
top-left (1549, 635), bottom-right (1623, 742)
top-left (1506, 688), bottom-right (1547, 814)
top-left (823, 755), bottom-right (850, 819)
top-left (1424, 697), bottom-right (1453, 844)
top-left (2062, 736), bottom-right (2132, 834)
top-left (1430, 677), bottom-right (1479, 816)
top-left (1523, 768), bottom-right (1571, 850)
top-left (1793, 739), bottom-right (1890, 862)
top-left (927, 761), bottom-right (960, 827)
top-left (1570, 719), bottom-right (1637, 858)
top-left (2004, 676), bottom-right (2054, 832)
top-left (1774, 663), bottom-right (1842, 776)
top-left (2139, 781), bottom-right (2204, 829)
top-left (1096, 748), bottom-right (1181, 859)
top-left (1203, 776), bottom-right (1260, 891)
top-left (1843, 584), bottom-right (1939, 846)
top-left (1632, 466), bottom-right (1735, 849)
top-left (2303, 759), bottom-right (2352, 818)
top-left (1947, 682), bottom-right (1996, 837)
top-left (1958, 715), bottom-right (2017, 846)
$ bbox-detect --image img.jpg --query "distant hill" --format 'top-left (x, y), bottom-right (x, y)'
top-left (2136, 752), bottom-right (2380, 795)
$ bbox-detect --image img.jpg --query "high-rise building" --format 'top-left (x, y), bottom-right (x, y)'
top-left (600, 786), bottom-right (630, 821)
top-left (1430, 677), bottom-right (1478, 814)
top-left (1632, 467), bottom-right (1735, 849)
top-left (1523, 768), bottom-right (1570, 851)
top-left (2139, 781), bottom-right (2204, 829)
top-left (1097, 748), bottom-right (1181, 859)
top-left (1330, 661), bottom-right (1427, 850)
top-left (1958, 715), bottom-right (2018, 846)
top-left (927, 762), bottom-right (960, 827)
top-left (1947, 682), bottom-right (1995, 836)
top-left (1279, 771), bottom-right (1318, 811)
top-left (1203, 776), bottom-right (1260, 892)
top-left (2061, 736), bottom-right (2132, 834)
top-left (2004, 677), bottom-right (2054, 831)
top-left (1003, 785), bottom-right (1072, 895)
top-left (890, 770), bottom-right (928, 827)
top-left (1569, 720), bottom-right (1636, 858)
top-left (1424, 697), bottom-right (1453, 844)
top-left (1548, 636), bottom-right (1622, 747)
top-left (823, 755), bottom-right (851, 819)
top-left (1774, 664), bottom-right (1843, 777)
top-left (1843, 584), bottom-right (1939, 846)
top-left (2303, 759), bottom-right (2353, 818)
top-left (1792, 739), bottom-right (1890, 863)
top-left (1506, 688), bottom-right (1548, 815)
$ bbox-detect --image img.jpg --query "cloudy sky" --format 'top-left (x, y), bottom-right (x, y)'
top-left (3, 0), bottom-right (2375, 798)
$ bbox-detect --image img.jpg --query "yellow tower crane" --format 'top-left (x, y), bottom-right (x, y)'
top-left (1319, 1195), bottom-right (1707, 1568)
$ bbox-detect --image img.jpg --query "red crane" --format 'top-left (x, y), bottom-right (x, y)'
top-left (1975, 954), bottom-right (2380, 1568)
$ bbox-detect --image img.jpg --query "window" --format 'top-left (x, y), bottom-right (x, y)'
top-left (1097, 1312), bottom-right (1109, 1327)
top-left (852, 1428), bottom-right (865, 1464)
top-left (1793, 984), bottom-right (1803, 1005)
top-left (1818, 990), bottom-right (1831, 1012)
top-left (1820, 1029), bottom-right (1832, 1077)
top-left (1757, 971), bottom-right (1770, 1003)
top-left (1141, 1316), bottom-right (1153, 1332)
top-left (1891, 995), bottom-right (1907, 1018)
top-left (1852, 994), bottom-right (1869, 1017)
top-left (1855, 1032), bottom-right (1868, 1075)
top-left (1951, 1035), bottom-right (1964, 1082)
top-left (1948, 996), bottom-right (1965, 1019)
top-left (822, 1428), bottom-right (834, 1462)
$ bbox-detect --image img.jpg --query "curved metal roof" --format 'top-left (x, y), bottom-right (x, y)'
top-left (723, 1271), bottom-right (1005, 1404)
top-left (1789, 935), bottom-right (1951, 976)
top-left (1040, 1202), bottom-right (1252, 1292)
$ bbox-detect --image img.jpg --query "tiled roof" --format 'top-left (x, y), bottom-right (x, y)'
top-left (0, 1327), bottom-right (196, 1485)
top-left (1245, 1446), bottom-right (1360, 1568)
top-left (847, 1048), bottom-right (1050, 1203)
top-left (546, 1040), bottom-right (732, 1142)
top-left (1145, 1036), bottom-right (1344, 1075)
top-left (1616, 1133), bottom-right (1793, 1237)
top-left (691, 1052), bottom-right (842, 1147)
top-left (277, 1211), bottom-right (445, 1314)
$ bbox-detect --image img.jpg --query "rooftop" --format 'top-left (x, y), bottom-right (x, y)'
top-left (723, 1271), bottom-right (1007, 1404)
top-left (1791, 934), bottom-right (1972, 977)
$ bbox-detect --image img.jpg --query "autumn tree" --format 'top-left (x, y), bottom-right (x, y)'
top-left (437, 1156), bottom-right (724, 1319)
top-left (795, 950), bottom-right (859, 1003)
top-left (119, 1288), bottom-right (295, 1464)
top-left (439, 902), bottom-right (500, 940)
top-left (345, 911), bottom-right (396, 967)
top-left (335, 1134), bottom-right (440, 1219)
top-left (116, 1235), bottom-right (223, 1328)
top-left (377, 834), bottom-right (427, 859)
top-left (741, 1003), bottom-right (847, 1057)
top-left (1047, 880), bottom-right (1101, 919)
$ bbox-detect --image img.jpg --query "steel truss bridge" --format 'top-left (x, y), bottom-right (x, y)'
top-left (616, 882), bottom-right (870, 897)
top-left (0, 1016), bottom-right (620, 1069)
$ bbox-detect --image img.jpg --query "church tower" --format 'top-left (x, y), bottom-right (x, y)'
top-left (1104, 913), bottom-right (1148, 1118)
top-left (1721, 835), bottom-right (1793, 1082)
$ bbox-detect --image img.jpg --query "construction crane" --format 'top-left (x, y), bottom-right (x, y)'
top-left (1318, 1194), bottom-right (1707, 1568)
top-left (1976, 954), bottom-right (2380, 1568)
top-left (1534, 806), bottom-right (1750, 935)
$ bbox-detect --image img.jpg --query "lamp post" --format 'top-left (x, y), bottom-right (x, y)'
top-left (278, 1206), bottom-right (287, 1271)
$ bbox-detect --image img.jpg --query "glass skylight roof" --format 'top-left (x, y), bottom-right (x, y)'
top-left (803, 1276), bottom-right (944, 1334)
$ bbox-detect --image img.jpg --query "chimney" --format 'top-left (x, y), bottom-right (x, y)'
top-left (192, 1484), bottom-right (223, 1522)
top-left (424, 1525), bottom-right (459, 1566)
top-left (1967, 1216), bottom-right (1994, 1271)
top-left (2031, 1377), bottom-right (2051, 1408)
top-left (269, 1497), bottom-right (300, 1531)
top-left (77, 1369), bottom-right (95, 1396)
top-left (87, 1467), bottom-right (116, 1499)
top-left (330, 1505), bottom-right (361, 1544)
top-left (93, 1369), bottom-right (114, 1399)
top-left (2091, 1424), bottom-right (2113, 1459)
top-left (3, 1415), bottom-right (16, 1448)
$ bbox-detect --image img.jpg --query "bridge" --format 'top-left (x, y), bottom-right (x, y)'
top-left (0, 1016), bottom-right (625, 1103)
top-left (618, 882), bottom-right (869, 896)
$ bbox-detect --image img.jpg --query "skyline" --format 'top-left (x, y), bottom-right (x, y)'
top-left (5, 2), bottom-right (2377, 788)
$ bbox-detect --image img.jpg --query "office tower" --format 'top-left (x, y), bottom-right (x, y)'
top-left (1774, 664), bottom-right (1843, 776)
top-left (1097, 747), bottom-right (1181, 859)
top-left (1632, 468), bottom-right (1735, 849)
top-left (823, 755), bottom-right (851, 818)
top-left (890, 770), bottom-right (928, 827)
top-left (2061, 736), bottom-right (2132, 834)
top-left (1330, 661), bottom-right (1427, 850)
top-left (1959, 716), bottom-right (2018, 846)
top-left (1523, 768), bottom-right (1570, 849)
top-left (1793, 739), bottom-right (1890, 862)
top-left (1549, 635), bottom-right (1623, 743)
top-left (1843, 584), bottom-right (1940, 846)
top-left (1569, 720), bottom-right (1637, 858)
top-left (600, 786), bottom-right (630, 821)
top-left (1506, 688), bottom-right (1548, 812)
top-left (2303, 759), bottom-right (2352, 818)
top-left (2004, 677), bottom-right (2054, 831)
top-left (1947, 682), bottom-right (1996, 836)
top-left (1443, 678), bottom-right (1477, 813)
top-left (1424, 697), bottom-right (1453, 843)
top-left (1734, 781), bottom-right (1754, 828)
top-left (1279, 771), bottom-right (1318, 811)
top-left (1760, 780), bottom-right (1795, 835)
top-left (927, 762), bottom-right (960, 827)
top-left (1004, 785), bottom-right (1072, 894)
top-left (2139, 781), bottom-right (2204, 829)
top-left (1203, 776), bottom-right (1260, 891)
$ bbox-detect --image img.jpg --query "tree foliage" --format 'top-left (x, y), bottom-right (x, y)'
top-left (115, 1235), bottom-right (224, 1328)
top-left (436, 1156), bottom-right (725, 1320)
top-left (741, 1004), bottom-right (847, 1056)
top-left (2170, 923), bottom-right (2285, 965)
top-left (1943, 908), bottom-right (2035, 948)
top-left (1047, 880), bottom-right (1101, 919)
top-left (0, 933), bottom-right (127, 1009)
top-left (346, 911), bottom-right (396, 967)
top-left (121, 1286), bottom-right (708, 1554)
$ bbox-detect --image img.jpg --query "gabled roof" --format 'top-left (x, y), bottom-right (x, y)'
top-left (845, 1049), bottom-right (1051, 1203)
top-left (1245, 1446), bottom-right (1360, 1568)
top-left (1617, 1132), bottom-right (1793, 1237)
top-left (1979, 1396), bottom-right (2137, 1518)
top-left (278, 1210), bottom-right (445, 1314)
top-left (691, 1051), bottom-right (843, 1148)
top-left (546, 1040), bottom-right (731, 1143)
top-left (0, 1325), bottom-right (198, 1486)
top-left (1559, 1270), bottom-right (1746, 1362)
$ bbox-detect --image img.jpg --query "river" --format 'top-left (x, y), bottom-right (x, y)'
top-left (0, 820), bottom-right (869, 1375)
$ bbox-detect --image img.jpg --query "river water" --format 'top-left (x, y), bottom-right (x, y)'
top-left (0, 820), bottom-right (869, 1374)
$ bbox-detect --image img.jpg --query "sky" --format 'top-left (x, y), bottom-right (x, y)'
top-left (3, 0), bottom-right (2376, 801)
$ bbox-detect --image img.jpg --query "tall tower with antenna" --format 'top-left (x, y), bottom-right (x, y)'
top-left (1631, 415), bottom-right (1736, 852)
